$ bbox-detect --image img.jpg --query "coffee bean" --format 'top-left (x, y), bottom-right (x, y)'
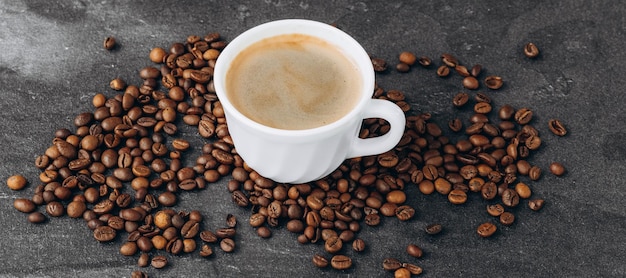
top-left (324, 236), bottom-right (343, 253)
top-left (418, 56), bottom-right (431, 67)
top-left (383, 258), bottom-right (402, 271)
top-left (471, 64), bottom-right (482, 77)
top-left (499, 211), bottom-right (515, 226)
top-left (550, 162), bottom-right (566, 176)
top-left (395, 205), bottom-right (415, 221)
top-left (151, 255), bottom-right (168, 269)
top-left (463, 76), bottom-right (479, 90)
top-left (436, 65), bottom-right (450, 77)
top-left (528, 199), bottom-right (545, 211)
top-left (395, 268), bottom-right (411, 278)
top-left (371, 57), bottom-right (387, 72)
top-left (514, 107), bottom-right (533, 125)
top-left (330, 255), bottom-right (352, 270)
top-left (406, 243), bottom-right (423, 258)
top-left (425, 223), bottom-right (442, 235)
top-left (448, 189), bottom-right (467, 204)
top-left (523, 42), bottom-right (540, 58)
top-left (487, 204), bottom-right (505, 217)
top-left (103, 37), bottom-right (116, 50)
top-left (548, 119), bottom-right (567, 136)
top-left (7, 175), bottom-right (27, 191)
top-left (452, 92), bottom-right (469, 107)
top-left (477, 222), bottom-right (497, 238)
top-left (441, 53), bottom-right (458, 67)
top-left (94, 225), bottom-right (116, 242)
top-left (484, 75), bottom-right (503, 90)
top-left (399, 51), bottom-right (417, 65)
top-left (199, 244), bottom-right (214, 257)
top-left (529, 165), bottom-right (542, 181)
top-left (13, 198), bottom-right (36, 213)
top-left (403, 263), bottom-right (423, 275)
top-left (501, 189), bottom-right (520, 207)
top-left (312, 254), bottom-right (329, 268)
top-left (27, 211), bottom-right (46, 223)
top-left (46, 201), bottom-right (65, 217)
top-left (256, 226), bottom-right (271, 238)
top-left (200, 230), bottom-right (218, 243)
top-left (120, 242), bottom-right (138, 256)
top-left (220, 238), bottom-right (235, 252)
top-left (396, 63), bottom-right (411, 73)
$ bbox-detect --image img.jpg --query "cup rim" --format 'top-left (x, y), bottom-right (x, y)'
top-left (213, 19), bottom-right (375, 138)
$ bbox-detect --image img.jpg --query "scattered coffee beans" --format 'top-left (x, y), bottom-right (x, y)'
top-left (7, 29), bottom-right (570, 277)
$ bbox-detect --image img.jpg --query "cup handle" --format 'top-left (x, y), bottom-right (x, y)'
top-left (347, 99), bottom-right (406, 158)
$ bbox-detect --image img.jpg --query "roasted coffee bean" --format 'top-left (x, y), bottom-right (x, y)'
top-left (352, 238), bottom-right (366, 252)
top-left (330, 255), bottom-right (352, 270)
top-left (199, 244), bottom-right (214, 257)
top-left (548, 119), bottom-right (567, 136)
top-left (441, 53), bottom-right (458, 67)
top-left (395, 268), bottom-right (411, 278)
top-left (46, 201), bottom-right (65, 217)
top-left (93, 225), bottom-right (117, 242)
top-left (477, 222), bottom-right (497, 238)
top-left (436, 65), bottom-right (450, 77)
top-left (395, 205), bottom-right (415, 221)
top-left (399, 51), bottom-right (417, 65)
top-left (151, 255), bottom-right (168, 269)
top-left (13, 198), bottom-right (36, 213)
top-left (550, 162), bottom-right (566, 176)
top-left (403, 263), bottom-right (424, 275)
top-left (418, 56), bottom-right (431, 67)
top-left (7, 175), bottom-right (27, 191)
top-left (256, 226), bottom-right (271, 238)
top-left (103, 37), bottom-right (116, 50)
top-left (515, 182), bottom-right (532, 199)
top-left (312, 254), bottom-right (329, 268)
top-left (528, 199), bottom-right (545, 211)
top-left (514, 108), bottom-right (533, 125)
top-left (463, 76), bottom-right (479, 90)
top-left (371, 57), bottom-right (387, 72)
top-left (120, 242), bottom-right (138, 256)
top-left (220, 238), bottom-right (235, 252)
top-left (484, 75), bottom-right (503, 90)
top-left (396, 63), bottom-right (410, 73)
top-left (406, 243), bottom-right (423, 258)
top-left (383, 258), bottom-right (403, 271)
top-left (486, 204), bottom-right (504, 218)
top-left (524, 42), bottom-right (540, 58)
top-left (27, 211), bottom-right (46, 223)
top-left (529, 166), bottom-right (542, 181)
top-left (324, 236), bottom-right (343, 253)
top-left (448, 189), bottom-right (467, 204)
top-left (502, 188), bottom-right (520, 207)
top-left (425, 223), bottom-right (442, 235)
top-left (131, 271), bottom-right (148, 278)
top-left (448, 118), bottom-right (463, 132)
top-left (200, 230), bottom-right (218, 243)
top-left (499, 211), bottom-right (515, 226)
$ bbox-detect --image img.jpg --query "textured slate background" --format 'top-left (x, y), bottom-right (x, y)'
top-left (1, 0), bottom-right (625, 277)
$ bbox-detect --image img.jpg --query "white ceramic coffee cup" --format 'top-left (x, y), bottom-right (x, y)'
top-left (214, 19), bottom-right (406, 183)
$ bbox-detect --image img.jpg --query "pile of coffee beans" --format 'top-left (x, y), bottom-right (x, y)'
top-left (6, 32), bottom-right (568, 278)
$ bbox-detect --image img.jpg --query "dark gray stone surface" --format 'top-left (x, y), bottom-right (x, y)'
top-left (1, 0), bottom-right (625, 277)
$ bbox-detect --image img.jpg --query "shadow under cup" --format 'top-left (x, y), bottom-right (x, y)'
top-left (213, 19), bottom-right (405, 184)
